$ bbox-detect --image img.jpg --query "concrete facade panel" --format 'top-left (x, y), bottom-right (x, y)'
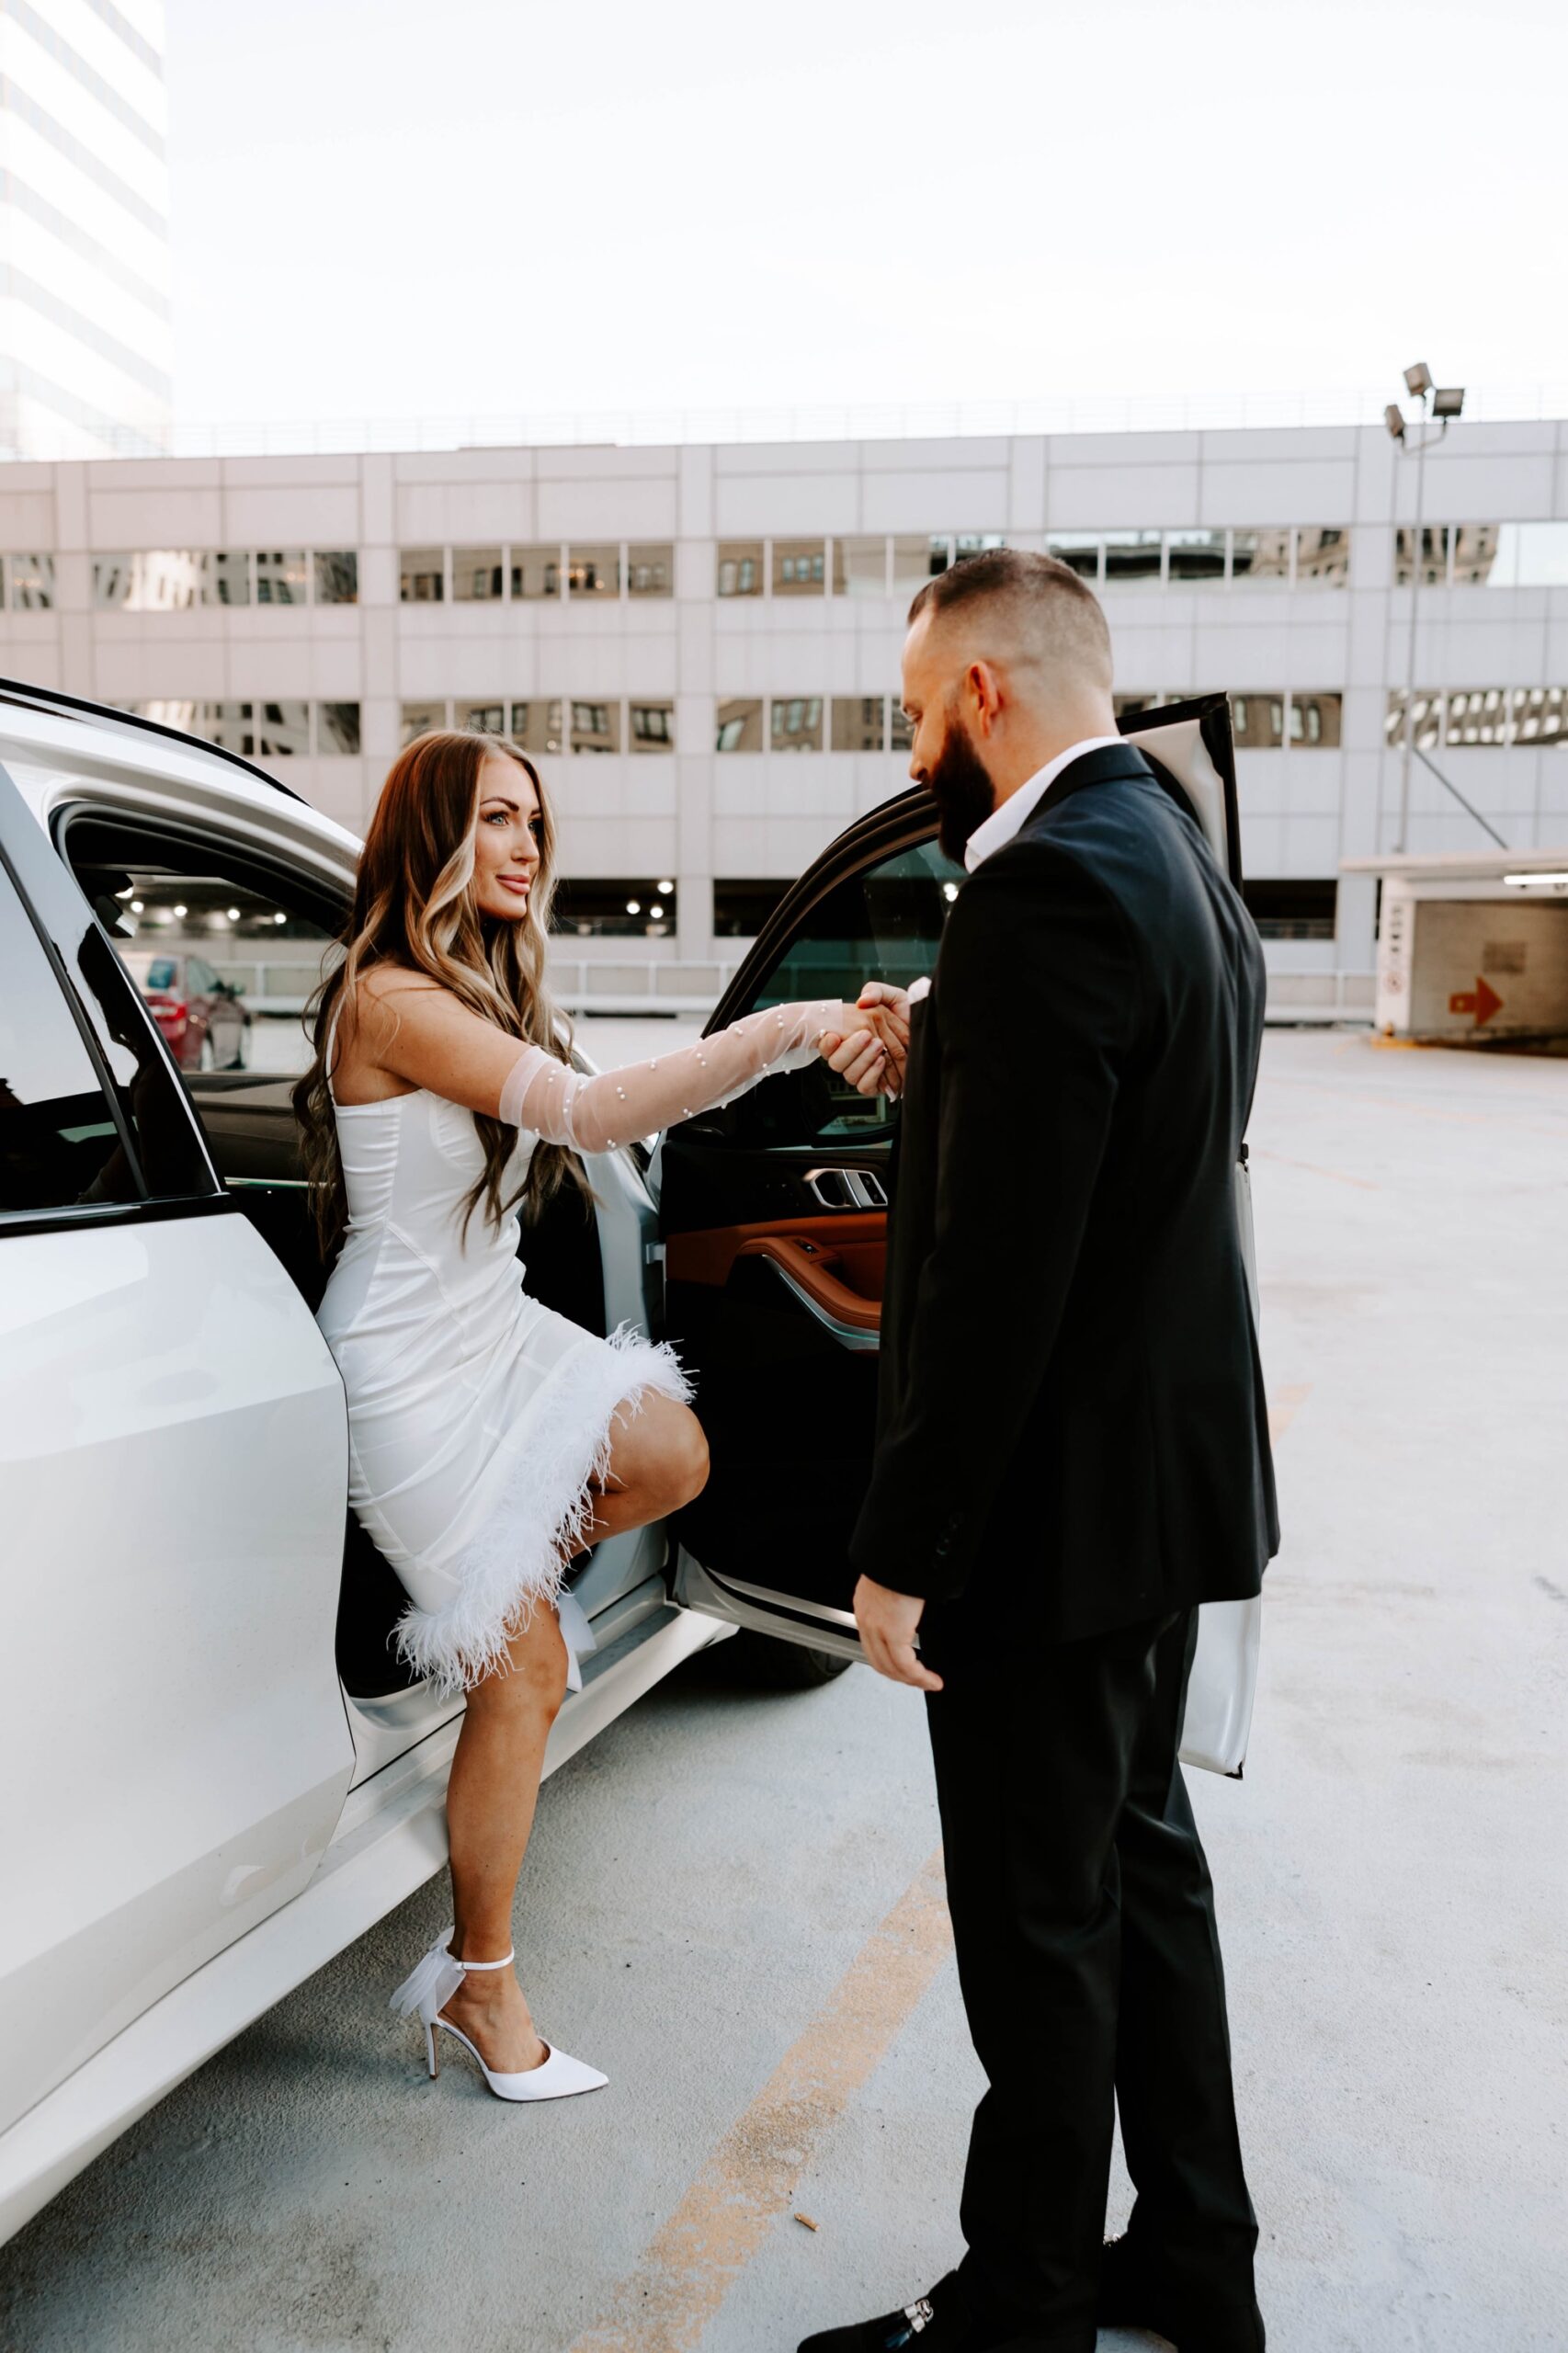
top-left (860, 472), bottom-right (1009, 531)
top-left (713, 474), bottom-right (860, 535)
top-left (537, 479), bottom-right (677, 538)
top-left (1046, 465), bottom-right (1201, 528)
top-left (223, 488), bottom-right (361, 544)
top-left (86, 488), bottom-right (224, 544)
top-left (1198, 462), bottom-right (1357, 524)
top-left (0, 492), bottom-right (59, 545)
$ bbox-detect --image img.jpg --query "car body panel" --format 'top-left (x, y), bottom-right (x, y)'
top-left (0, 1213), bottom-right (355, 2141)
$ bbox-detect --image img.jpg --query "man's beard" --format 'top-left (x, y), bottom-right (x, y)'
top-left (926, 718), bottom-right (996, 864)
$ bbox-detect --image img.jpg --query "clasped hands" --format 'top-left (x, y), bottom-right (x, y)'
top-left (817, 981), bottom-right (910, 1097)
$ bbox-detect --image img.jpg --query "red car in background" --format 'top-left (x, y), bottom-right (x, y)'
top-left (123, 950), bottom-right (252, 1070)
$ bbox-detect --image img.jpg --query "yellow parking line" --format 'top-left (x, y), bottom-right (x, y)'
top-left (567, 1847), bottom-right (953, 2353)
top-left (1268, 1383), bottom-right (1312, 1444)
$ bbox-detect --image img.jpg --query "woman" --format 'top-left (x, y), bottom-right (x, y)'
top-left (293, 731), bottom-right (897, 2105)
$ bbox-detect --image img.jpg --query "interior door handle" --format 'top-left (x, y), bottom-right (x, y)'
top-left (805, 1166), bottom-right (888, 1211)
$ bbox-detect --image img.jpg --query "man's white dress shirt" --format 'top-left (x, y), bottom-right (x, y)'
top-left (962, 735), bottom-right (1125, 872)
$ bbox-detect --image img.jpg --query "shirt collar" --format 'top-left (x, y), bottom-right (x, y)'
top-left (963, 734), bottom-right (1127, 872)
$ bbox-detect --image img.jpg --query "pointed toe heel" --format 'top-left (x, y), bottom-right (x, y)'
top-left (390, 1928), bottom-right (608, 2103)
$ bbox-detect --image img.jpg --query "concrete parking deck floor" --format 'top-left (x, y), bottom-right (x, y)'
top-left (3, 1030), bottom-right (1564, 2353)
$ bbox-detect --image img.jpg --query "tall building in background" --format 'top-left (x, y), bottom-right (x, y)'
top-left (0, 0), bottom-right (171, 460)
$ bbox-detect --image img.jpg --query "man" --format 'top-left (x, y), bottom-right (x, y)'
top-left (803, 552), bottom-right (1278, 2353)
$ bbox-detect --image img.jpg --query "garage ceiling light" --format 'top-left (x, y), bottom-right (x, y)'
top-left (1502, 870), bottom-right (1568, 888)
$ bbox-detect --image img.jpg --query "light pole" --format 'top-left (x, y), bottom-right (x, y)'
top-left (1386, 364), bottom-right (1465, 853)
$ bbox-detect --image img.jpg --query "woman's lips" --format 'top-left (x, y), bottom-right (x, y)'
top-left (497, 876), bottom-right (531, 894)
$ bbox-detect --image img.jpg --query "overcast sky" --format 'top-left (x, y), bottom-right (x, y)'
top-left (163, 0), bottom-right (1568, 438)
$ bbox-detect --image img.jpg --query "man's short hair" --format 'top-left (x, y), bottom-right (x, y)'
top-left (908, 548), bottom-right (1112, 688)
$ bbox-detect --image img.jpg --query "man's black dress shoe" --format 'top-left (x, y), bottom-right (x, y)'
top-left (799, 2276), bottom-right (971, 2352)
top-left (1097, 2234), bottom-right (1267, 2352)
top-left (799, 2270), bottom-right (1094, 2353)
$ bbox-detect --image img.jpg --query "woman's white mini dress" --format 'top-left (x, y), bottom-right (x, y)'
top-left (315, 997), bottom-right (850, 1697)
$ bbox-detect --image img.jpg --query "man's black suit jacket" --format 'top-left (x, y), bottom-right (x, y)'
top-left (849, 741), bottom-right (1279, 1641)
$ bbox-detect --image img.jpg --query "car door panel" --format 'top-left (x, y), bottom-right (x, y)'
top-left (661, 827), bottom-right (954, 1649)
top-left (665, 697), bottom-right (1249, 1662)
top-left (0, 767), bottom-right (354, 2139)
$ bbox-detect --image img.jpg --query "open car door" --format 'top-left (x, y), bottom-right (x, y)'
top-left (662, 696), bottom-right (1257, 1748)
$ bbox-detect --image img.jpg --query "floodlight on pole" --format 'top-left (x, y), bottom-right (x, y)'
top-left (1390, 361), bottom-right (1465, 854)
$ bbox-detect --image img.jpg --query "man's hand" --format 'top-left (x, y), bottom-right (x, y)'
top-left (821, 983), bottom-right (912, 1097)
top-left (853, 1574), bottom-right (942, 1691)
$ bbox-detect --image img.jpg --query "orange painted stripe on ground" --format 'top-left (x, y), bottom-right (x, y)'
top-left (567, 1847), bottom-right (953, 2353)
top-left (1268, 1382), bottom-right (1312, 1444)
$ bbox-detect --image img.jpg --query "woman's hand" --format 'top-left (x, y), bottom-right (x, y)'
top-left (820, 983), bottom-right (910, 1097)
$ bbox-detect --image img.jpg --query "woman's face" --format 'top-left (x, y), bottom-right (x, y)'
top-left (470, 751), bottom-right (544, 923)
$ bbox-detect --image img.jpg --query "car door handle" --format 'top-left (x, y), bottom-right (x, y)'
top-left (736, 1235), bottom-right (881, 1351)
top-left (805, 1165), bottom-right (888, 1211)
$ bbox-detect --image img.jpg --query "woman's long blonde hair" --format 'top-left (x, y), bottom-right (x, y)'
top-left (292, 730), bottom-right (586, 1261)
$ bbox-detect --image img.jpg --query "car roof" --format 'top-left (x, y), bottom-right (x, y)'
top-left (0, 677), bottom-right (363, 889)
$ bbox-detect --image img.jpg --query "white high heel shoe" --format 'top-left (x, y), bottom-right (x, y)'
top-left (389, 1927), bottom-right (608, 2102)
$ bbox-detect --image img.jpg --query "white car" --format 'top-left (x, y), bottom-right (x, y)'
top-left (0, 676), bottom-right (1246, 2245)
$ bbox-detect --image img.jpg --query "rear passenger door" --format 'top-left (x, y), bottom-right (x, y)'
top-left (0, 767), bottom-right (354, 2145)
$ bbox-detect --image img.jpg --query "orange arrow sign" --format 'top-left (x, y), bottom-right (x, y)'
top-left (1449, 974), bottom-right (1504, 1025)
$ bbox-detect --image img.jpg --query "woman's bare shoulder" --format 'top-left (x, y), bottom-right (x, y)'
top-left (355, 961), bottom-right (444, 1003)
top-left (351, 962), bottom-right (449, 1026)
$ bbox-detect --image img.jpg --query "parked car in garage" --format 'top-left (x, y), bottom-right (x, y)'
top-left (0, 674), bottom-right (1244, 2245)
top-left (121, 948), bottom-right (252, 1071)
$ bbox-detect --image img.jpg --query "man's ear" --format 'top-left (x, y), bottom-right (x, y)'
top-left (968, 659), bottom-right (1004, 738)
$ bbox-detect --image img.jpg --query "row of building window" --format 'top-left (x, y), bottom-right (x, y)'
top-left (131, 700), bottom-right (362, 756)
top-left (395, 691), bottom-right (1346, 755)
top-left (96, 551), bottom-right (359, 609)
top-left (6, 519), bottom-right (1565, 620)
top-left (402, 543), bottom-right (673, 603)
top-left (0, 551), bottom-right (364, 611)
top-left (1392, 522), bottom-right (1568, 589)
top-left (1385, 687), bottom-right (1568, 748)
top-left (113, 685), bottom-right (1563, 764)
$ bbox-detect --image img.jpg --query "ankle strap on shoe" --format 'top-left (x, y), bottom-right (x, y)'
top-left (457, 1949), bottom-right (515, 1972)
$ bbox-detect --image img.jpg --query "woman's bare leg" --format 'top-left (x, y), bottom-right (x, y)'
top-left (440, 1391), bottom-right (709, 2072)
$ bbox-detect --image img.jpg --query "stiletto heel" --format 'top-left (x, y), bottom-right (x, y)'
top-left (390, 1928), bottom-right (607, 2103)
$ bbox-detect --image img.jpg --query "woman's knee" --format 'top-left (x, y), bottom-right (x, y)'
top-left (472, 1613), bottom-right (569, 1719)
top-left (665, 1404), bottom-right (710, 1508)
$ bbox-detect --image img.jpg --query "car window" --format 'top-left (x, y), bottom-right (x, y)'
top-left (0, 862), bottom-right (138, 1217)
top-left (125, 953), bottom-right (178, 992)
top-left (70, 840), bottom-right (342, 1081)
top-left (731, 835), bottom-right (962, 1146)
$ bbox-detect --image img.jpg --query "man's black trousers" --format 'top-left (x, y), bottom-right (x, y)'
top-left (919, 1603), bottom-right (1259, 2344)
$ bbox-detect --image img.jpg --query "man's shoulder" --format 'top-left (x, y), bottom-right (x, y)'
top-left (981, 776), bottom-right (1165, 893)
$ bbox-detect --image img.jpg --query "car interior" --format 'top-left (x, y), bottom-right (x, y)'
top-left (59, 806), bottom-right (611, 1702)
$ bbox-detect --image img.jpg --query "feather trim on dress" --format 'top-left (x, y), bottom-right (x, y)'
top-left (391, 1324), bottom-right (692, 1698)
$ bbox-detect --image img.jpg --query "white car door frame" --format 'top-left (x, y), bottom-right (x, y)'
top-left (0, 766), bottom-right (355, 2147)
